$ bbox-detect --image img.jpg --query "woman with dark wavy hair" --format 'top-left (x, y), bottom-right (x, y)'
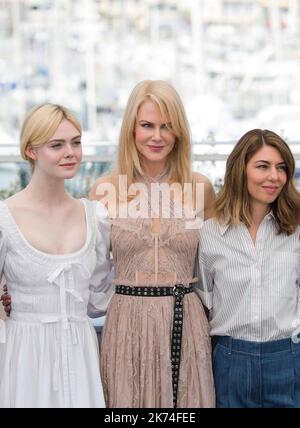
top-left (198, 129), bottom-right (300, 408)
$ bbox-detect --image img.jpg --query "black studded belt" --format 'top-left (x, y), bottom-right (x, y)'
top-left (115, 284), bottom-right (194, 408)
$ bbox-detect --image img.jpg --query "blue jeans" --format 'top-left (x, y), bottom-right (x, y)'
top-left (213, 336), bottom-right (300, 408)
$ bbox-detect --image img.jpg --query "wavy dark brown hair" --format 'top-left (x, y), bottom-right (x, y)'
top-left (215, 129), bottom-right (300, 235)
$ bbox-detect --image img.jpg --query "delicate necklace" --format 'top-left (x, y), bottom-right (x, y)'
top-left (143, 167), bottom-right (170, 184)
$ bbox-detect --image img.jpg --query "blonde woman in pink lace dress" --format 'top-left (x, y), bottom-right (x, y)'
top-left (90, 80), bottom-right (215, 408)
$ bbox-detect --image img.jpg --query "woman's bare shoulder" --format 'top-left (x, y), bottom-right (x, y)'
top-left (89, 174), bottom-right (116, 201)
top-left (94, 174), bottom-right (116, 185)
top-left (4, 191), bottom-right (26, 209)
top-left (192, 171), bottom-right (212, 185)
top-left (192, 172), bottom-right (216, 219)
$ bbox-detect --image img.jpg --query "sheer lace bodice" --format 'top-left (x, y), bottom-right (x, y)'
top-left (111, 173), bottom-right (199, 286)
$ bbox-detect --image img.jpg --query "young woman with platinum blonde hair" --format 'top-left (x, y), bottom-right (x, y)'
top-left (198, 129), bottom-right (300, 408)
top-left (90, 80), bottom-right (216, 408)
top-left (0, 104), bottom-right (113, 408)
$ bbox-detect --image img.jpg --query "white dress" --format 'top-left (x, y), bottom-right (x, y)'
top-left (0, 199), bottom-right (113, 408)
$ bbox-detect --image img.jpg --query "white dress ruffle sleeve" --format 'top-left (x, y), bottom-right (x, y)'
top-left (88, 201), bottom-right (114, 318)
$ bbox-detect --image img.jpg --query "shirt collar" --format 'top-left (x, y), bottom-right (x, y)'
top-left (217, 211), bottom-right (276, 236)
top-left (265, 211), bottom-right (276, 221)
top-left (217, 220), bottom-right (230, 236)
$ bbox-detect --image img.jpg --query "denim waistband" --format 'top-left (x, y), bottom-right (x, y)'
top-left (215, 336), bottom-right (300, 354)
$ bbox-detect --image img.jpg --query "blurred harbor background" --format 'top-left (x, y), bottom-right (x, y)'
top-left (1, 0), bottom-right (300, 197)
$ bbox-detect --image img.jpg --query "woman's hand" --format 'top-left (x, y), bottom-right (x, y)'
top-left (0, 285), bottom-right (11, 317)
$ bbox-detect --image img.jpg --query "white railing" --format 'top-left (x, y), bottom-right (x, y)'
top-left (1, 141), bottom-right (300, 162)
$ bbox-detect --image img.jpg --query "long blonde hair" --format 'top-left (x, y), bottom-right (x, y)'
top-left (20, 103), bottom-right (81, 173)
top-left (215, 129), bottom-right (300, 234)
top-left (115, 80), bottom-right (192, 192)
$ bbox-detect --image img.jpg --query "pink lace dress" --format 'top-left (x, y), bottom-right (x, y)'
top-left (100, 179), bottom-right (215, 408)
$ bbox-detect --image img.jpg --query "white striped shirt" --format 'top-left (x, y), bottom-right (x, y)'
top-left (197, 213), bottom-right (300, 341)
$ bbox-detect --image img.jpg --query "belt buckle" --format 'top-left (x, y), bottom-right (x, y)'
top-left (173, 284), bottom-right (185, 298)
